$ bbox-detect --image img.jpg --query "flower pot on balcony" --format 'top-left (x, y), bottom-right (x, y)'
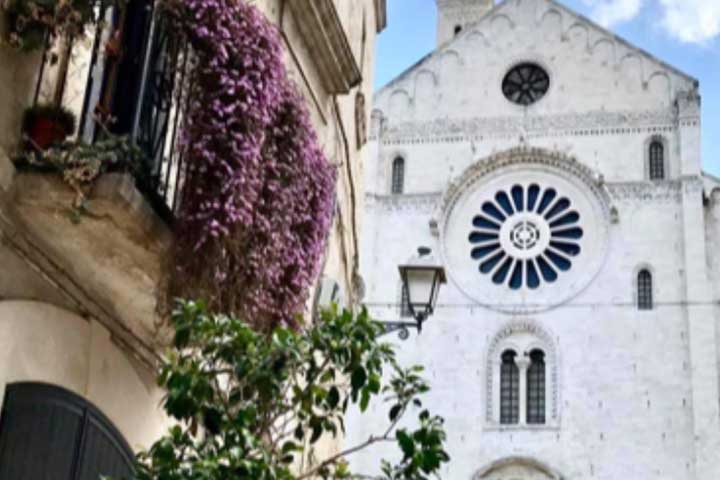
top-left (22, 104), bottom-right (76, 150)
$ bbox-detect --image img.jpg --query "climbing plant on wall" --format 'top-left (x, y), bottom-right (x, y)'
top-left (163, 0), bottom-right (336, 330)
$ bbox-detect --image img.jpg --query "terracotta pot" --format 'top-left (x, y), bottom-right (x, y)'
top-left (27, 117), bottom-right (70, 150)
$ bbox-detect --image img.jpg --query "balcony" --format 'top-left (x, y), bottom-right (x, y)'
top-left (0, 0), bottom-right (194, 366)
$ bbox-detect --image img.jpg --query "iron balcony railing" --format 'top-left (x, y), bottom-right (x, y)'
top-left (31, 0), bottom-right (192, 223)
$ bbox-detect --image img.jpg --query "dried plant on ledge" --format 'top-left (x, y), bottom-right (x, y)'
top-left (19, 130), bottom-right (144, 221)
top-left (164, 0), bottom-right (336, 331)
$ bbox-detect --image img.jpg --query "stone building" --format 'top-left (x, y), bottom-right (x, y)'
top-left (0, 0), bottom-right (385, 476)
top-left (346, 0), bottom-right (720, 478)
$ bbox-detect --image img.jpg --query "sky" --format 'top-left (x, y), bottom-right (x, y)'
top-left (373, 0), bottom-right (720, 175)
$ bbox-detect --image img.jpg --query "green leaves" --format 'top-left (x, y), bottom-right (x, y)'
top-left (121, 301), bottom-right (448, 480)
top-left (351, 366), bottom-right (367, 391)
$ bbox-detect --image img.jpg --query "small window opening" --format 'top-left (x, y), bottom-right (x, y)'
top-left (391, 156), bottom-right (405, 194)
top-left (649, 141), bottom-right (665, 180)
top-left (527, 350), bottom-right (546, 424)
top-left (638, 269), bottom-right (653, 310)
top-left (454, 25), bottom-right (463, 35)
top-left (500, 350), bottom-right (519, 424)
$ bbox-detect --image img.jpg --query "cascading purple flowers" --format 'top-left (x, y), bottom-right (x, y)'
top-left (165, 0), bottom-right (336, 330)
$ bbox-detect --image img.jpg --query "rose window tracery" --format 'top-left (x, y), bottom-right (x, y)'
top-left (502, 63), bottom-right (550, 106)
top-left (468, 184), bottom-right (583, 290)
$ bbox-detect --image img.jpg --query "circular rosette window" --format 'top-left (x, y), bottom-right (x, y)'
top-left (442, 168), bottom-right (608, 313)
top-left (469, 184), bottom-right (583, 290)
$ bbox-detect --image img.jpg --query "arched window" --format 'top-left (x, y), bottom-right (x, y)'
top-left (391, 157), bottom-right (405, 194)
top-left (649, 140), bottom-right (665, 180)
top-left (526, 350), bottom-right (546, 424)
top-left (500, 350), bottom-right (519, 424)
top-left (638, 269), bottom-right (653, 310)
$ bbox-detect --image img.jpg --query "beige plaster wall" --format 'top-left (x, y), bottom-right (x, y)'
top-left (0, 300), bottom-right (170, 450)
top-left (263, 0), bottom-right (380, 309)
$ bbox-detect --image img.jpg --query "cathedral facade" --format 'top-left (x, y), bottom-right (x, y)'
top-left (346, 0), bottom-right (720, 478)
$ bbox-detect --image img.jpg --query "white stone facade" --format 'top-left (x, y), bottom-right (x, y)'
top-left (346, 0), bottom-right (720, 478)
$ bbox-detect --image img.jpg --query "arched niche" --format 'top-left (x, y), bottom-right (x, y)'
top-left (473, 456), bottom-right (563, 479)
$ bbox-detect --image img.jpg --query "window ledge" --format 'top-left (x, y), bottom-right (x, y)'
top-left (483, 423), bottom-right (560, 432)
top-left (288, 0), bottom-right (362, 95)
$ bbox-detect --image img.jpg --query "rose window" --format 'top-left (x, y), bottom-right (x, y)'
top-left (468, 184), bottom-right (583, 290)
top-left (502, 63), bottom-right (550, 106)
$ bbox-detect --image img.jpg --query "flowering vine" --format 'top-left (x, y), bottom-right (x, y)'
top-left (164, 0), bottom-right (336, 330)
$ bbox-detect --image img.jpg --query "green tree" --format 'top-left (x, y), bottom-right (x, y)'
top-left (127, 301), bottom-right (449, 480)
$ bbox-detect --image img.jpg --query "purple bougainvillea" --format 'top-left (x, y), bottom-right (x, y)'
top-left (165, 0), bottom-right (336, 330)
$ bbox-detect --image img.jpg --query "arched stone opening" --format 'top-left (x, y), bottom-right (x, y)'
top-left (473, 456), bottom-right (563, 479)
top-left (0, 300), bottom-right (169, 449)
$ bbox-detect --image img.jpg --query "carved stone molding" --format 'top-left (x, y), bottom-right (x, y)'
top-left (437, 146), bottom-right (612, 314)
top-left (366, 192), bottom-right (441, 213)
top-left (607, 181), bottom-right (684, 203)
top-left (380, 109), bottom-right (676, 143)
top-left (437, 145), bottom-right (612, 224)
top-left (289, 0), bottom-right (362, 94)
top-left (485, 320), bottom-right (559, 424)
top-left (473, 456), bottom-right (563, 480)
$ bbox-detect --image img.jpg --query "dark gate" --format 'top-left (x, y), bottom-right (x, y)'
top-left (0, 383), bottom-right (135, 480)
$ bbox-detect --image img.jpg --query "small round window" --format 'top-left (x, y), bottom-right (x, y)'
top-left (502, 63), bottom-right (550, 106)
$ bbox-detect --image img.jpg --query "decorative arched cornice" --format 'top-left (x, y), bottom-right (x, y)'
top-left (473, 456), bottom-right (564, 479)
top-left (485, 320), bottom-right (559, 424)
top-left (487, 320), bottom-right (557, 360)
top-left (434, 145), bottom-right (612, 229)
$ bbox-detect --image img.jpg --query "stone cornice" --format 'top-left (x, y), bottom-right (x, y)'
top-left (374, 0), bottom-right (387, 32)
top-left (366, 192), bottom-right (441, 213)
top-left (375, 109), bottom-right (677, 143)
top-left (289, 0), bottom-right (362, 94)
top-left (607, 180), bottom-right (684, 202)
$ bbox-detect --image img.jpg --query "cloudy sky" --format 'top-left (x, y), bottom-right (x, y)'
top-left (374, 0), bottom-right (720, 174)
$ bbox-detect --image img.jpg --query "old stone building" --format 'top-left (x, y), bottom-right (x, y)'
top-left (347, 0), bottom-right (720, 478)
top-left (0, 0), bottom-right (385, 476)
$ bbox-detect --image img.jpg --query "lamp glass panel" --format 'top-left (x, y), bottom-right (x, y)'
top-left (405, 268), bottom-right (437, 308)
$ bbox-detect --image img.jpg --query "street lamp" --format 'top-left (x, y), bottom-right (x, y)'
top-left (379, 246), bottom-right (447, 340)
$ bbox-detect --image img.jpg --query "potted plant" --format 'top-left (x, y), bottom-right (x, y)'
top-left (22, 104), bottom-right (76, 150)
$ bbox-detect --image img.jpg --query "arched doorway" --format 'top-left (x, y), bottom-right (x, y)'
top-left (473, 456), bottom-right (562, 480)
top-left (0, 383), bottom-right (135, 479)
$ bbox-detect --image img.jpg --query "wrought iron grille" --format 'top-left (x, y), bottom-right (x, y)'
top-left (131, 12), bottom-right (193, 221)
top-left (500, 350), bottom-right (519, 424)
top-left (638, 269), bottom-right (653, 310)
top-left (526, 350), bottom-right (546, 424)
top-left (649, 141), bottom-right (665, 180)
top-left (66, 0), bottom-right (193, 223)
